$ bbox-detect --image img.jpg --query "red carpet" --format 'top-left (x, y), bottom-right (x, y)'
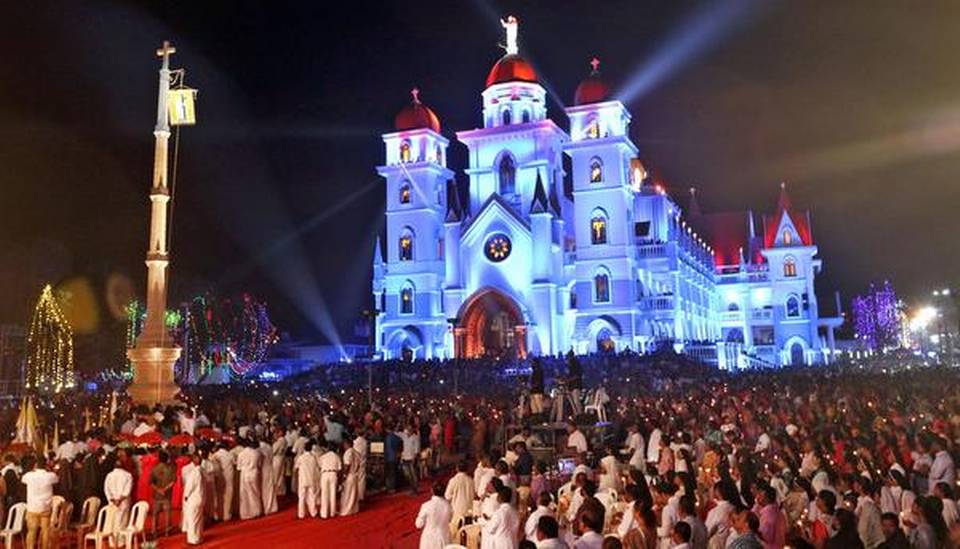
top-left (160, 489), bottom-right (427, 549)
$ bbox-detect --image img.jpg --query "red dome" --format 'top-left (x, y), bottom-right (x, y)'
top-left (574, 58), bottom-right (610, 105)
top-left (394, 89), bottom-right (441, 133)
top-left (485, 54), bottom-right (538, 88)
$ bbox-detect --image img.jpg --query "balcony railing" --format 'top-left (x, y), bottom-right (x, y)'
top-left (639, 295), bottom-right (674, 311)
top-left (636, 243), bottom-right (667, 259)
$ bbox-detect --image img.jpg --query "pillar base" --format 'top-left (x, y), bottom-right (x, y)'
top-left (127, 345), bottom-right (182, 405)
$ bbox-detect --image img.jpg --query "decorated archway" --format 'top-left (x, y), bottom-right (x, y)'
top-left (385, 326), bottom-right (423, 361)
top-left (455, 289), bottom-right (526, 359)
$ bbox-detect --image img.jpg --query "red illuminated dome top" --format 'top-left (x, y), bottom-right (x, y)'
top-left (485, 54), bottom-right (539, 88)
top-left (394, 88), bottom-right (441, 133)
top-left (574, 58), bottom-right (610, 105)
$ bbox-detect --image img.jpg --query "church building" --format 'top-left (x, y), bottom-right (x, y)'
top-left (371, 19), bottom-right (843, 368)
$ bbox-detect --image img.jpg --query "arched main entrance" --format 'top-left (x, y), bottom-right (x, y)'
top-left (455, 289), bottom-right (526, 359)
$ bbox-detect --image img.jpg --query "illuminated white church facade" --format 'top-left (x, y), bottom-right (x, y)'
top-left (371, 22), bottom-right (843, 368)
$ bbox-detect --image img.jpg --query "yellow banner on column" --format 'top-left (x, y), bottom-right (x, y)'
top-left (168, 88), bottom-right (198, 126)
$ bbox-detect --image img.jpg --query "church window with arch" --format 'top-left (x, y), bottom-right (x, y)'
top-left (498, 154), bottom-right (516, 195)
top-left (786, 295), bottom-right (801, 318)
top-left (400, 140), bottom-right (411, 163)
top-left (521, 110), bottom-right (531, 123)
top-left (399, 181), bottom-right (411, 204)
top-left (590, 157), bottom-right (603, 183)
top-left (591, 210), bottom-right (608, 245)
top-left (399, 229), bottom-right (414, 261)
top-left (400, 284), bottom-right (414, 314)
top-left (594, 269), bottom-right (611, 303)
top-left (782, 229), bottom-right (793, 245)
top-left (784, 256), bottom-right (797, 277)
top-left (502, 108), bottom-right (512, 126)
top-left (585, 117), bottom-right (600, 139)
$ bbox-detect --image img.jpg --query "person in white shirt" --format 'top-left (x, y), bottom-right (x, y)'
top-left (294, 440), bottom-right (321, 519)
top-left (678, 494), bottom-right (707, 549)
top-left (598, 447), bottom-right (622, 493)
top-left (705, 481), bottom-right (736, 548)
top-left (474, 455), bottom-right (495, 497)
top-left (624, 423), bottom-right (646, 472)
top-left (353, 430), bottom-right (369, 500)
top-left (400, 424), bottom-right (421, 495)
top-left (566, 422), bottom-right (588, 456)
top-left (21, 456), bottom-right (59, 549)
top-left (572, 503), bottom-right (604, 549)
top-left (179, 409), bottom-right (197, 436)
top-left (199, 450), bottom-right (220, 523)
top-left (181, 452), bottom-right (205, 545)
top-left (444, 461), bottom-right (476, 520)
top-left (481, 486), bottom-right (519, 549)
top-left (416, 482), bottom-right (453, 549)
top-left (535, 515), bottom-right (569, 549)
top-left (340, 439), bottom-right (361, 516)
top-left (236, 440), bottom-right (263, 520)
top-left (212, 442), bottom-right (236, 521)
top-left (103, 461), bottom-right (133, 540)
top-left (525, 492), bottom-right (554, 542)
top-left (928, 437), bottom-right (956, 494)
top-left (646, 425), bottom-right (663, 468)
top-left (318, 443), bottom-right (342, 519)
top-left (655, 482), bottom-right (680, 549)
top-left (934, 481), bottom-right (960, 528)
top-left (258, 439), bottom-right (278, 515)
top-left (271, 431), bottom-right (288, 497)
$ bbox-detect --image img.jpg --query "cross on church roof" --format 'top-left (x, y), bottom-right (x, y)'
top-left (156, 40), bottom-right (176, 59)
top-left (590, 57), bottom-right (600, 73)
top-left (411, 87), bottom-right (420, 104)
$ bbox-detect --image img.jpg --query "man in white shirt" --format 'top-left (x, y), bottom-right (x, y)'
top-left (655, 482), bottom-right (680, 549)
top-left (318, 443), bottom-right (342, 519)
top-left (535, 515), bottom-right (569, 549)
top-left (353, 430), bottom-right (368, 501)
top-left (21, 456), bottom-right (58, 549)
top-left (444, 461), bottom-right (476, 520)
top-left (181, 452), bottom-right (205, 545)
top-left (179, 408), bottom-right (197, 436)
top-left (417, 482), bottom-right (453, 549)
top-left (236, 440), bottom-right (263, 520)
top-left (646, 425), bottom-right (663, 468)
top-left (212, 442), bottom-right (236, 522)
top-left (525, 492), bottom-right (554, 542)
top-left (566, 421), bottom-right (588, 456)
top-left (928, 437), bottom-right (956, 494)
top-left (474, 455), bottom-right (495, 497)
top-left (481, 486), bottom-right (519, 549)
top-left (340, 439), bottom-right (361, 516)
top-left (624, 423), bottom-right (646, 472)
top-left (399, 424), bottom-right (421, 495)
top-left (103, 460), bottom-right (133, 540)
top-left (258, 439), bottom-right (278, 515)
top-left (294, 440), bottom-right (321, 519)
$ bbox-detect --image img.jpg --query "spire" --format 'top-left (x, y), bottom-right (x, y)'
top-left (548, 174), bottom-right (563, 217)
top-left (372, 236), bottom-right (383, 266)
top-left (445, 180), bottom-right (462, 223)
top-left (529, 170), bottom-right (550, 215)
top-left (777, 181), bottom-right (792, 211)
top-left (688, 187), bottom-right (701, 217)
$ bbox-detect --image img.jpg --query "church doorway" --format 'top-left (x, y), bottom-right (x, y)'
top-left (456, 289), bottom-right (526, 359)
top-left (789, 342), bottom-right (805, 366)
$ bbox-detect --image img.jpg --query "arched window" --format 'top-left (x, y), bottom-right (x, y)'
top-left (498, 154), bottom-right (516, 195)
top-left (521, 110), bottom-right (531, 123)
top-left (400, 283), bottom-right (414, 314)
top-left (727, 302), bottom-right (740, 312)
top-left (782, 229), bottom-right (793, 245)
top-left (784, 256), bottom-right (797, 277)
top-left (594, 269), bottom-right (611, 303)
top-left (502, 109), bottom-right (512, 126)
top-left (399, 141), bottom-right (411, 163)
top-left (725, 328), bottom-right (744, 343)
top-left (399, 228), bottom-right (414, 261)
top-left (399, 181), bottom-right (411, 204)
top-left (636, 279), bottom-right (645, 300)
top-left (434, 144), bottom-right (442, 164)
top-left (586, 117), bottom-right (600, 139)
top-left (591, 214), bottom-right (607, 245)
top-left (590, 157), bottom-right (603, 183)
top-left (786, 295), bottom-right (801, 318)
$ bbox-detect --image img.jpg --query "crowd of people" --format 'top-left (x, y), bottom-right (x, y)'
top-left (0, 349), bottom-right (958, 549)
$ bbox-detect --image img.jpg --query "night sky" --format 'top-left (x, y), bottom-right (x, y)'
top-left (2, 1), bottom-right (959, 343)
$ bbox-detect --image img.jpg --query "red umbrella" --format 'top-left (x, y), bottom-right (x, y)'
top-left (135, 431), bottom-right (163, 447)
top-left (196, 427), bottom-right (222, 441)
top-left (168, 433), bottom-right (195, 447)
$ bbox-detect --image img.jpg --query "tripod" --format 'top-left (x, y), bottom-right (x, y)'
top-left (550, 382), bottom-right (582, 423)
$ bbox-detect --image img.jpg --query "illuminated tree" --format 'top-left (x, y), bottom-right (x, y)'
top-left (852, 280), bottom-right (900, 351)
top-left (25, 285), bottom-right (75, 392)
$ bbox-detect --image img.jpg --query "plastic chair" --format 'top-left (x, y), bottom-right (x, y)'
top-left (116, 501), bottom-right (149, 549)
top-left (50, 501), bottom-right (74, 549)
top-left (82, 505), bottom-right (117, 549)
top-left (71, 496), bottom-right (102, 548)
top-left (444, 545), bottom-right (468, 549)
top-left (0, 503), bottom-right (26, 549)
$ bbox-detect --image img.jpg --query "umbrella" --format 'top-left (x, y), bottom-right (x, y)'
top-left (195, 428), bottom-right (222, 441)
top-left (168, 433), bottom-right (195, 447)
top-left (134, 431), bottom-right (163, 447)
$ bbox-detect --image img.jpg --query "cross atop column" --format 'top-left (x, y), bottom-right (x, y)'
top-left (156, 40), bottom-right (176, 68)
top-left (590, 57), bottom-right (600, 73)
top-left (411, 87), bottom-right (420, 104)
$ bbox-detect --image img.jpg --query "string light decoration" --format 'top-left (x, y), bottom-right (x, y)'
top-left (25, 285), bottom-right (75, 392)
top-left (853, 280), bottom-right (901, 351)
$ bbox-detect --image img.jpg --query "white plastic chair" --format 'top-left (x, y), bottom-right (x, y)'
top-left (83, 504), bottom-right (117, 549)
top-left (444, 545), bottom-right (468, 549)
top-left (51, 500), bottom-right (74, 548)
top-left (72, 496), bottom-right (102, 547)
top-left (0, 502), bottom-right (26, 549)
top-left (116, 501), bottom-right (149, 549)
